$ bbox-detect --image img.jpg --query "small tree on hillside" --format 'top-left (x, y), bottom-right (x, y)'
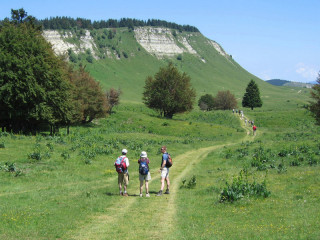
top-left (242, 80), bottom-right (263, 110)
top-left (213, 90), bottom-right (237, 110)
top-left (198, 94), bottom-right (215, 111)
top-left (143, 63), bottom-right (196, 118)
top-left (106, 88), bottom-right (122, 114)
top-left (309, 71), bottom-right (320, 125)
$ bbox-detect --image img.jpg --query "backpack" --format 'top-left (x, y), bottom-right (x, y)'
top-left (165, 153), bottom-right (173, 168)
top-left (253, 126), bottom-right (257, 131)
top-left (115, 156), bottom-right (127, 173)
top-left (139, 158), bottom-right (149, 175)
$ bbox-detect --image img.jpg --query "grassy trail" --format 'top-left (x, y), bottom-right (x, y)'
top-left (65, 116), bottom-right (254, 239)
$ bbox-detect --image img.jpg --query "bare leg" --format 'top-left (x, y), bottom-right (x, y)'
top-left (165, 177), bottom-right (170, 190)
top-left (140, 180), bottom-right (144, 194)
top-left (160, 177), bottom-right (165, 191)
top-left (145, 180), bottom-right (149, 193)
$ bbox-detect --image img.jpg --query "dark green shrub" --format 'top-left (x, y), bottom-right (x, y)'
top-left (277, 161), bottom-right (287, 173)
top-left (61, 151), bottom-right (70, 160)
top-left (4, 162), bottom-right (16, 172)
top-left (220, 170), bottom-right (271, 203)
top-left (28, 151), bottom-right (42, 161)
top-left (122, 52), bottom-right (128, 58)
top-left (181, 175), bottom-right (197, 189)
top-left (85, 159), bottom-right (92, 165)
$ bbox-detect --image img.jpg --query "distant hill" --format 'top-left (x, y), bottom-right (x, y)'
top-left (38, 17), bottom-right (311, 109)
top-left (267, 79), bottom-right (314, 88)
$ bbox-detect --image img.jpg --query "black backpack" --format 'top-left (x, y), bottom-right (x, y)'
top-left (165, 153), bottom-right (173, 168)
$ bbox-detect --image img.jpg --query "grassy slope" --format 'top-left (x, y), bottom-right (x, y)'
top-left (0, 104), bottom-right (319, 239)
top-left (83, 28), bottom-right (310, 110)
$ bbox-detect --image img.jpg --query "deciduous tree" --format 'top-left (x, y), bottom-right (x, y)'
top-left (198, 94), bottom-right (214, 111)
top-left (106, 88), bottom-right (121, 114)
top-left (143, 63), bottom-right (196, 118)
top-left (213, 90), bottom-right (238, 110)
top-left (69, 66), bottom-right (108, 123)
top-left (0, 9), bottom-right (72, 133)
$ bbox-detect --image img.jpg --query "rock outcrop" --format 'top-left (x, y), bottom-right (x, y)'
top-left (43, 27), bottom-right (229, 61)
top-left (43, 30), bottom-right (97, 58)
top-left (134, 27), bottom-right (197, 58)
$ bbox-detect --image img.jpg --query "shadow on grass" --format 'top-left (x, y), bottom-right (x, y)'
top-left (105, 191), bottom-right (159, 197)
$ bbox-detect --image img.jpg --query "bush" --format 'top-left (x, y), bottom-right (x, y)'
top-left (198, 94), bottom-right (214, 111)
top-left (3, 162), bottom-right (16, 172)
top-left (28, 151), bottom-right (42, 161)
top-left (181, 175), bottom-right (196, 189)
top-left (220, 169), bottom-right (271, 203)
top-left (122, 51), bottom-right (128, 58)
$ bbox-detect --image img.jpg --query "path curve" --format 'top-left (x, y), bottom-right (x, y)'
top-left (65, 114), bottom-right (256, 239)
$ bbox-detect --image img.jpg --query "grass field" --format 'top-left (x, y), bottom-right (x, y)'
top-left (0, 100), bottom-right (319, 239)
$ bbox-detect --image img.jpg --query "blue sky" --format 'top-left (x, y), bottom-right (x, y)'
top-left (1, 0), bottom-right (319, 83)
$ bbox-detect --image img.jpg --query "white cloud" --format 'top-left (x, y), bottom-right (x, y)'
top-left (259, 70), bottom-right (272, 81)
top-left (295, 63), bottom-right (318, 81)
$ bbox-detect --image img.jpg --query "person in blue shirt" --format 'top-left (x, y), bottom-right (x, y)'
top-left (157, 146), bottom-right (170, 196)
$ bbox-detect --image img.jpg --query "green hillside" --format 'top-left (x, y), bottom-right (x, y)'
top-left (70, 27), bottom-right (311, 110)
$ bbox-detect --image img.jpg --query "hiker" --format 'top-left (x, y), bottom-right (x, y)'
top-left (253, 125), bottom-right (257, 136)
top-left (245, 118), bottom-right (247, 126)
top-left (138, 151), bottom-right (151, 197)
top-left (232, 109), bottom-right (235, 114)
top-left (114, 149), bottom-right (130, 196)
top-left (157, 146), bottom-right (171, 196)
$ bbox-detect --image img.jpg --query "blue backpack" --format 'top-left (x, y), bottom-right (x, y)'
top-left (139, 159), bottom-right (149, 175)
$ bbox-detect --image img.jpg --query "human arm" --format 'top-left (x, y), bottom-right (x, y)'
top-left (160, 154), bottom-right (168, 170)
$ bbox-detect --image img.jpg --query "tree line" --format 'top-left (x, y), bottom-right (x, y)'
top-left (0, 15), bottom-right (200, 33)
top-left (38, 17), bottom-right (199, 32)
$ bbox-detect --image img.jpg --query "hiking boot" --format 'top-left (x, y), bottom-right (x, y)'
top-left (164, 189), bottom-right (170, 194)
top-left (120, 192), bottom-right (123, 196)
top-left (139, 194), bottom-right (143, 197)
top-left (123, 193), bottom-right (128, 197)
top-left (156, 190), bottom-right (163, 196)
top-left (146, 193), bottom-right (150, 197)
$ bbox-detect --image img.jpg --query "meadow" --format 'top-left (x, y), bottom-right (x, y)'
top-left (0, 101), bottom-right (319, 239)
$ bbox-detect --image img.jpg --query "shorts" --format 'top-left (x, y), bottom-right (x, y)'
top-left (139, 172), bottom-right (151, 181)
top-left (161, 167), bottom-right (169, 179)
top-left (118, 172), bottom-right (129, 186)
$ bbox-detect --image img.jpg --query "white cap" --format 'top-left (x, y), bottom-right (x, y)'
top-left (140, 151), bottom-right (147, 158)
top-left (122, 149), bottom-right (128, 154)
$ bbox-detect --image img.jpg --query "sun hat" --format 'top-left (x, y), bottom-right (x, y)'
top-left (140, 151), bottom-right (147, 158)
top-left (122, 149), bottom-right (128, 154)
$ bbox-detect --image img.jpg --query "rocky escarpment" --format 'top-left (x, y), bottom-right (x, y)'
top-left (43, 30), bottom-right (98, 58)
top-left (133, 27), bottom-right (197, 58)
top-left (43, 27), bottom-right (229, 61)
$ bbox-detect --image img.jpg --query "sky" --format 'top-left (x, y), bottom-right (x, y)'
top-left (1, 0), bottom-right (319, 83)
